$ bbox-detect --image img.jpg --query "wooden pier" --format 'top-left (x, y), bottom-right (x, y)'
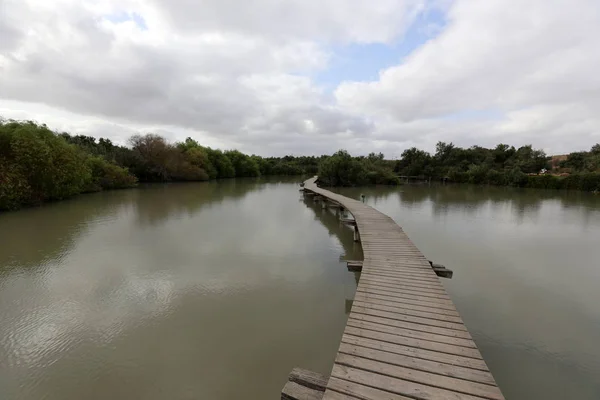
top-left (294, 177), bottom-right (505, 400)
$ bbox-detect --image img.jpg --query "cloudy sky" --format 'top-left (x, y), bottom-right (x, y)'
top-left (1, 0), bottom-right (599, 157)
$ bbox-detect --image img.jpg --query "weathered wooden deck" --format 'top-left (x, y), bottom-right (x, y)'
top-left (302, 177), bottom-right (505, 400)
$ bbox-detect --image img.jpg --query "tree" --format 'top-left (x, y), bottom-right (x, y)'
top-left (395, 148), bottom-right (433, 177)
top-left (129, 134), bottom-right (172, 181)
top-left (203, 149), bottom-right (232, 178)
top-left (225, 150), bottom-right (260, 177)
top-left (319, 150), bottom-right (367, 186)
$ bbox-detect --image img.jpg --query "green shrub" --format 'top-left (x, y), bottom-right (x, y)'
top-left (0, 158), bottom-right (31, 210)
top-left (87, 156), bottom-right (138, 190)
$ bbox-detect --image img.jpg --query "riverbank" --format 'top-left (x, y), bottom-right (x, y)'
top-left (0, 120), bottom-right (315, 211)
top-left (3, 119), bottom-right (599, 211)
top-left (317, 147), bottom-right (600, 192)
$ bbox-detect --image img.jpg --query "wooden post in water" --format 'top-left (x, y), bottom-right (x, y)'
top-left (353, 225), bottom-right (360, 242)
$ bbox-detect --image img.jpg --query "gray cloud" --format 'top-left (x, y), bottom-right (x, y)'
top-left (1, 0), bottom-right (599, 156)
top-left (336, 0), bottom-right (600, 153)
top-left (145, 0), bottom-right (424, 43)
top-left (0, 0), bottom-right (379, 153)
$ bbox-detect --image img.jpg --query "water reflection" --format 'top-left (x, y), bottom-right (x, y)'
top-left (332, 183), bottom-right (600, 400)
top-left (0, 180), bottom-right (264, 272)
top-left (301, 196), bottom-right (362, 315)
top-left (2, 180), bottom-right (599, 400)
top-left (132, 179), bottom-right (263, 227)
top-left (0, 177), bottom-right (354, 400)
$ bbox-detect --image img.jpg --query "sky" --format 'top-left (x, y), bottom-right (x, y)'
top-left (1, 0), bottom-right (599, 157)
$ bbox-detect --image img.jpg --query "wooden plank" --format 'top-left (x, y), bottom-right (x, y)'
top-left (324, 377), bottom-right (412, 400)
top-left (341, 333), bottom-right (490, 371)
top-left (355, 286), bottom-right (449, 302)
top-left (355, 288), bottom-right (456, 309)
top-left (282, 381), bottom-right (324, 400)
top-left (345, 324), bottom-right (483, 361)
top-left (338, 342), bottom-right (495, 386)
top-left (352, 300), bottom-right (465, 325)
top-left (354, 290), bottom-right (458, 312)
top-left (359, 272), bottom-right (443, 285)
top-left (365, 264), bottom-right (439, 277)
top-left (357, 280), bottom-right (452, 300)
top-left (362, 270), bottom-right (442, 283)
top-left (350, 305), bottom-right (469, 333)
top-left (434, 266), bottom-right (454, 279)
top-left (356, 284), bottom-right (453, 302)
top-left (349, 311), bottom-right (472, 339)
top-left (367, 259), bottom-right (432, 267)
top-left (335, 353), bottom-right (503, 399)
top-left (347, 261), bottom-right (363, 272)
top-left (364, 264), bottom-right (434, 274)
top-left (289, 368), bottom-right (329, 391)
top-left (331, 365), bottom-right (493, 400)
top-left (357, 276), bottom-right (447, 292)
top-left (357, 278), bottom-right (447, 294)
top-left (346, 319), bottom-right (479, 351)
top-left (353, 294), bottom-right (461, 317)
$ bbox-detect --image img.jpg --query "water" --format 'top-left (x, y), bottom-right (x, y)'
top-left (0, 178), bottom-right (599, 399)
top-left (333, 184), bottom-right (600, 400)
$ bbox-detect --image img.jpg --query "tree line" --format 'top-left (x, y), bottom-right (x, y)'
top-left (318, 142), bottom-right (600, 191)
top-left (0, 120), bottom-right (319, 211)
top-left (2, 118), bottom-right (599, 211)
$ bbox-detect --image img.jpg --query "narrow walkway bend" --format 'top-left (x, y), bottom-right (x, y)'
top-left (302, 177), bottom-right (505, 400)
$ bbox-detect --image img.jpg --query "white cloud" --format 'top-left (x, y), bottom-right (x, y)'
top-left (336, 0), bottom-right (600, 154)
top-left (1, 0), bottom-right (599, 156)
top-left (145, 0), bottom-right (425, 43)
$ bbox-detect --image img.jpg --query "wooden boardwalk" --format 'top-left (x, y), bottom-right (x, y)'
top-left (302, 177), bottom-right (505, 400)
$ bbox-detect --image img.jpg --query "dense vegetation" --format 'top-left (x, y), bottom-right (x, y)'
top-left (2, 118), bottom-right (599, 211)
top-left (318, 150), bottom-right (400, 186)
top-left (0, 120), bottom-right (137, 211)
top-left (0, 120), bottom-right (319, 211)
top-left (319, 142), bottom-right (600, 191)
top-left (57, 133), bottom-right (321, 182)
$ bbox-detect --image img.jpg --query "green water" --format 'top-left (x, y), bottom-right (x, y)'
top-left (1, 178), bottom-right (599, 399)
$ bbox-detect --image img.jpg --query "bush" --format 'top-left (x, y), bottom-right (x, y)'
top-left (0, 120), bottom-right (137, 211)
top-left (506, 167), bottom-right (528, 187)
top-left (467, 164), bottom-right (489, 184)
top-left (527, 174), bottom-right (561, 189)
top-left (366, 169), bottom-right (401, 185)
top-left (486, 169), bottom-right (506, 185)
top-left (224, 150), bottom-right (260, 177)
top-left (0, 158), bottom-right (31, 210)
top-left (319, 150), bottom-right (368, 186)
top-left (87, 156), bottom-right (138, 191)
top-left (1, 121), bottom-right (91, 208)
top-left (577, 173), bottom-right (600, 191)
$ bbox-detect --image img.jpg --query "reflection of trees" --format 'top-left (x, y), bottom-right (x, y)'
top-left (320, 182), bottom-right (600, 229)
top-left (0, 191), bottom-right (135, 272)
top-left (132, 179), bottom-right (261, 226)
top-left (302, 197), bottom-right (363, 315)
top-left (403, 184), bottom-right (600, 223)
top-left (302, 197), bottom-right (363, 262)
top-left (0, 177), bottom-right (295, 272)
top-left (554, 190), bottom-right (600, 223)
